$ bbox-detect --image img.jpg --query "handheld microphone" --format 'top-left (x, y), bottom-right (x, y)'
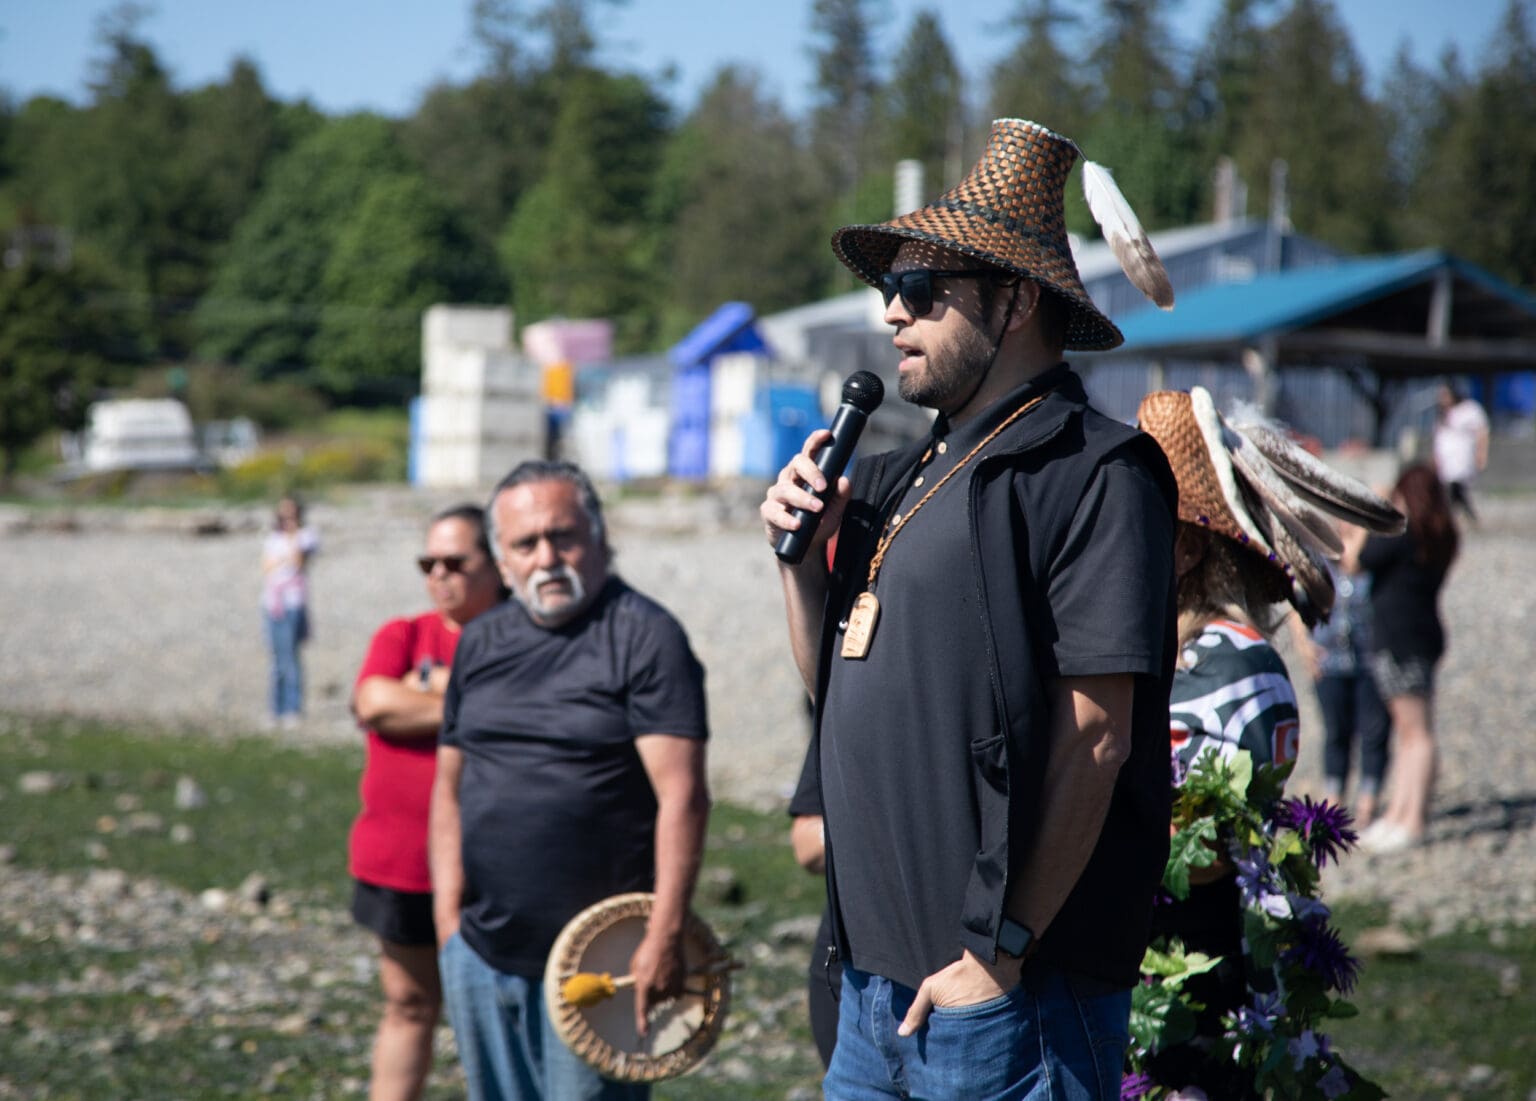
top-left (774, 370), bottom-right (885, 565)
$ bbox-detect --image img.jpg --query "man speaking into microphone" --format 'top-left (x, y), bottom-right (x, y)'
top-left (760, 119), bottom-right (1180, 1099)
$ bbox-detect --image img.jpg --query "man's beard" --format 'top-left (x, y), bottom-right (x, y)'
top-left (897, 314), bottom-right (1000, 411)
top-left (514, 564), bottom-right (591, 626)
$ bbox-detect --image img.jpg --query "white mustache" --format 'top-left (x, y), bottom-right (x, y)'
top-left (519, 565), bottom-right (584, 620)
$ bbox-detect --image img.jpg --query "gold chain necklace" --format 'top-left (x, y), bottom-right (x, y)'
top-left (842, 389), bottom-right (1052, 659)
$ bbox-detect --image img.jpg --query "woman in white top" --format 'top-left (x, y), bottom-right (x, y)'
top-left (260, 494), bottom-right (319, 728)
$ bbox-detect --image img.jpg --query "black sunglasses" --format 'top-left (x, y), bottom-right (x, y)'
top-left (879, 268), bottom-right (1000, 317)
top-left (417, 554), bottom-right (472, 575)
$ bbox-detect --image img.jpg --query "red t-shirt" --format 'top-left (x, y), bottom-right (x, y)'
top-left (347, 611), bottom-right (462, 892)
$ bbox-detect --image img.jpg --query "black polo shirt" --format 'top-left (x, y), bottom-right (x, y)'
top-left (440, 577), bottom-right (709, 977)
top-left (819, 366), bottom-right (1176, 991)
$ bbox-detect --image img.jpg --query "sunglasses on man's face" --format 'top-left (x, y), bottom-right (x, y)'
top-left (417, 554), bottom-right (473, 576)
top-left (879, 268), bottom-right (999, 317)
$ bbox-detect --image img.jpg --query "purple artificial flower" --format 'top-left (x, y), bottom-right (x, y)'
top-left (1288, 1029), bottom-right (1321, 1069)
top-left (1317, 1064), bottom-right (1350, 1099)
top-left (1169, 750), bottom-right (1189, 788)
top-left (1233, 848), bottom-right (1281, 910)
top-left (1273, 796), bottom-right (1358, 868)
top-left (1284, 914), bottom-right (1361, 993)
top-left (1121, 1071), bottom-right (1156, 1100)
top-left (1226, 990), bottom-right (1285, 1058)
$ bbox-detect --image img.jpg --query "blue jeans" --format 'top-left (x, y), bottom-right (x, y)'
top-left (439, 931), bottom-right (649, 1101)
top-left (1317, 672), bottom-right (1390, 796)
top-left (824, 963), bottom-right (1129, 1100)
top-left (263, 607), bottom-right (307, 717)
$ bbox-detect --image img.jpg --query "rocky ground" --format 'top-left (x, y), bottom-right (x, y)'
top-left (3, 486), bottom-right (1535, 1095)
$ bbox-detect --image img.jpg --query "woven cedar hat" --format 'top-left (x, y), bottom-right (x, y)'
top-left (1137, 387), bottom-right (1404, 623)
top-left (832, 118), bottom-right (1172, 351)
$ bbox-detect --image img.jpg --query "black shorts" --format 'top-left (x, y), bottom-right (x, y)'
top-left (351, 879), bottom-right (436, 946)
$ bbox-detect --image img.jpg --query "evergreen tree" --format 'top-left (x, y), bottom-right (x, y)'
top-left (988, 0), bottom-right (1088, 139)
top-left (312, 174), bottom-right (506, 403)
top-left (1187, 0), bottom-right (1275, 215)
top-left (0, 255), bottom-right (140, 478)
top-left (497, 71), bottom-right (669, 350)
top-left (64, 13), bottom-right (190, 356)
top-left (1079, 0), bottom-right (1203, 233)
top-left (195, 114), bottom-right (410, 378)
top-left (403, 75), bottom-right (555, 249)
top-left (1240, 0), bottom-right (1396, 252)
top-left (885, 11), bottom-right (966, 199)
top-left (1412, 0), bottom-right (1536, 285)
top-left (809, 0), bottom-right (886, 207)
top-left (647, 66), bottom-right (832, 341)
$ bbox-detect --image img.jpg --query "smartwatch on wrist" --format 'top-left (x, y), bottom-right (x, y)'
top-left (998, 916), bottom-right (1036, 960)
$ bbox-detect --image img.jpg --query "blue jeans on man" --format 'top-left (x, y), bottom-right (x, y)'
top-left (439, 931), bottom-right (649, 1101)
top-left (824, 963), bottom-right (1130, 1100)
top-left (263, 606), bottom-right (307, 718)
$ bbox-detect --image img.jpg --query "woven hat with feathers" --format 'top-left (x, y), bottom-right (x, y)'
top-left (1137, 388), bottom-right (1405, 625)
top-left (831, 117), bottom-right (1174, 351)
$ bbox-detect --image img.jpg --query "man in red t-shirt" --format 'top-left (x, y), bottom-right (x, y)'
top-left (349, 503), bottom-right (506, 1101)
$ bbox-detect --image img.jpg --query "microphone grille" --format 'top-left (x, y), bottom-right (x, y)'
top-left (842, 370), bottom-right (885, 414)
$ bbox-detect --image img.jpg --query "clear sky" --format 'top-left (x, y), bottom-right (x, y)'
top-left (0, 0), bottom-right (1514, 121)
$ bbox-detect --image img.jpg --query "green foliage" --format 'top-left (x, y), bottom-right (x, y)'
top-left (1403, 0), bottom-right (1536, 287)
top-left (401, 73), bottom-right (554, 248)
top-left (1132, 750), bottom-right (1381, 1099)
top-left (809, 0), bottom-right (886, 202)
top-left (194, 114), bottom-right (411, 378)
top-left (1077, 0), bottom-right (1204, 231)
top-left (218, 435), bottom-right (404, 500)
top-left (159, 363), bottom-right (328, 430)
top-left (647, 67), bottom-right (835, 341)
top-left (884, 11), bottom-right (964, 198)
top-left (312, 173), bottom-right (505, 403)
top-left (0, 256), bottom-right (141, 478)
top-left (1236, 0), bottom-right (1397, 251)
top-left (498, 69), bottom-right (668, 351)
top-left (2, 0), bottom-right (1532, 421)
top-left (990, 1), bottom-right (1089, 139)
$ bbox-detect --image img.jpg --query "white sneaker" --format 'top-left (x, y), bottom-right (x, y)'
top-left (1358, 820), bottom-right (1415, 854)
top-left (278, 714), bottom-right (302, 732)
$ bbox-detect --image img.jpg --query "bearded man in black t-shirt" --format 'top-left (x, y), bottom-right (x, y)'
top-left (430, 460), bottom-right (710, 1101)
top-left (762, 119), bottom-right (1179, 1100)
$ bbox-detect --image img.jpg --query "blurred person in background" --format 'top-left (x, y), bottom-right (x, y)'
top-left (1433, 381), bottom-right (1490, 527)
top-left (259, 493), bottom-right (318, 729)
top-left (1289, 527), bottom-right (1391, 829)
top-left (349, 504), bottom-right (506, 1101)
top-left (1351, 464), bottom-right (1460, 853)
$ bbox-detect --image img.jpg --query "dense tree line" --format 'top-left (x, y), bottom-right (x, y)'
top-left (1, 0), bottom-right (1533, 463)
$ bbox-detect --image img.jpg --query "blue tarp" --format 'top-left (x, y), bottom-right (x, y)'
top-left (669, 301), bottom-right (767, 369)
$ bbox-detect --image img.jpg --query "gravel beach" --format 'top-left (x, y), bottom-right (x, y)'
top-left (3, 487), bottom-right (1535, 926)
top-left (3, 486), bottom-right (1535, 1096)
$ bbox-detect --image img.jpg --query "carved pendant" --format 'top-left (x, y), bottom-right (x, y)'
top-left (841, 591), bottom-right (881, 660)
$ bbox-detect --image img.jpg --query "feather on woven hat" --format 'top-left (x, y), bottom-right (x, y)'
top-left (1137, 387), bottom-right (1405, 624)
top-left (831, 118), bottom-right (1174, 351)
